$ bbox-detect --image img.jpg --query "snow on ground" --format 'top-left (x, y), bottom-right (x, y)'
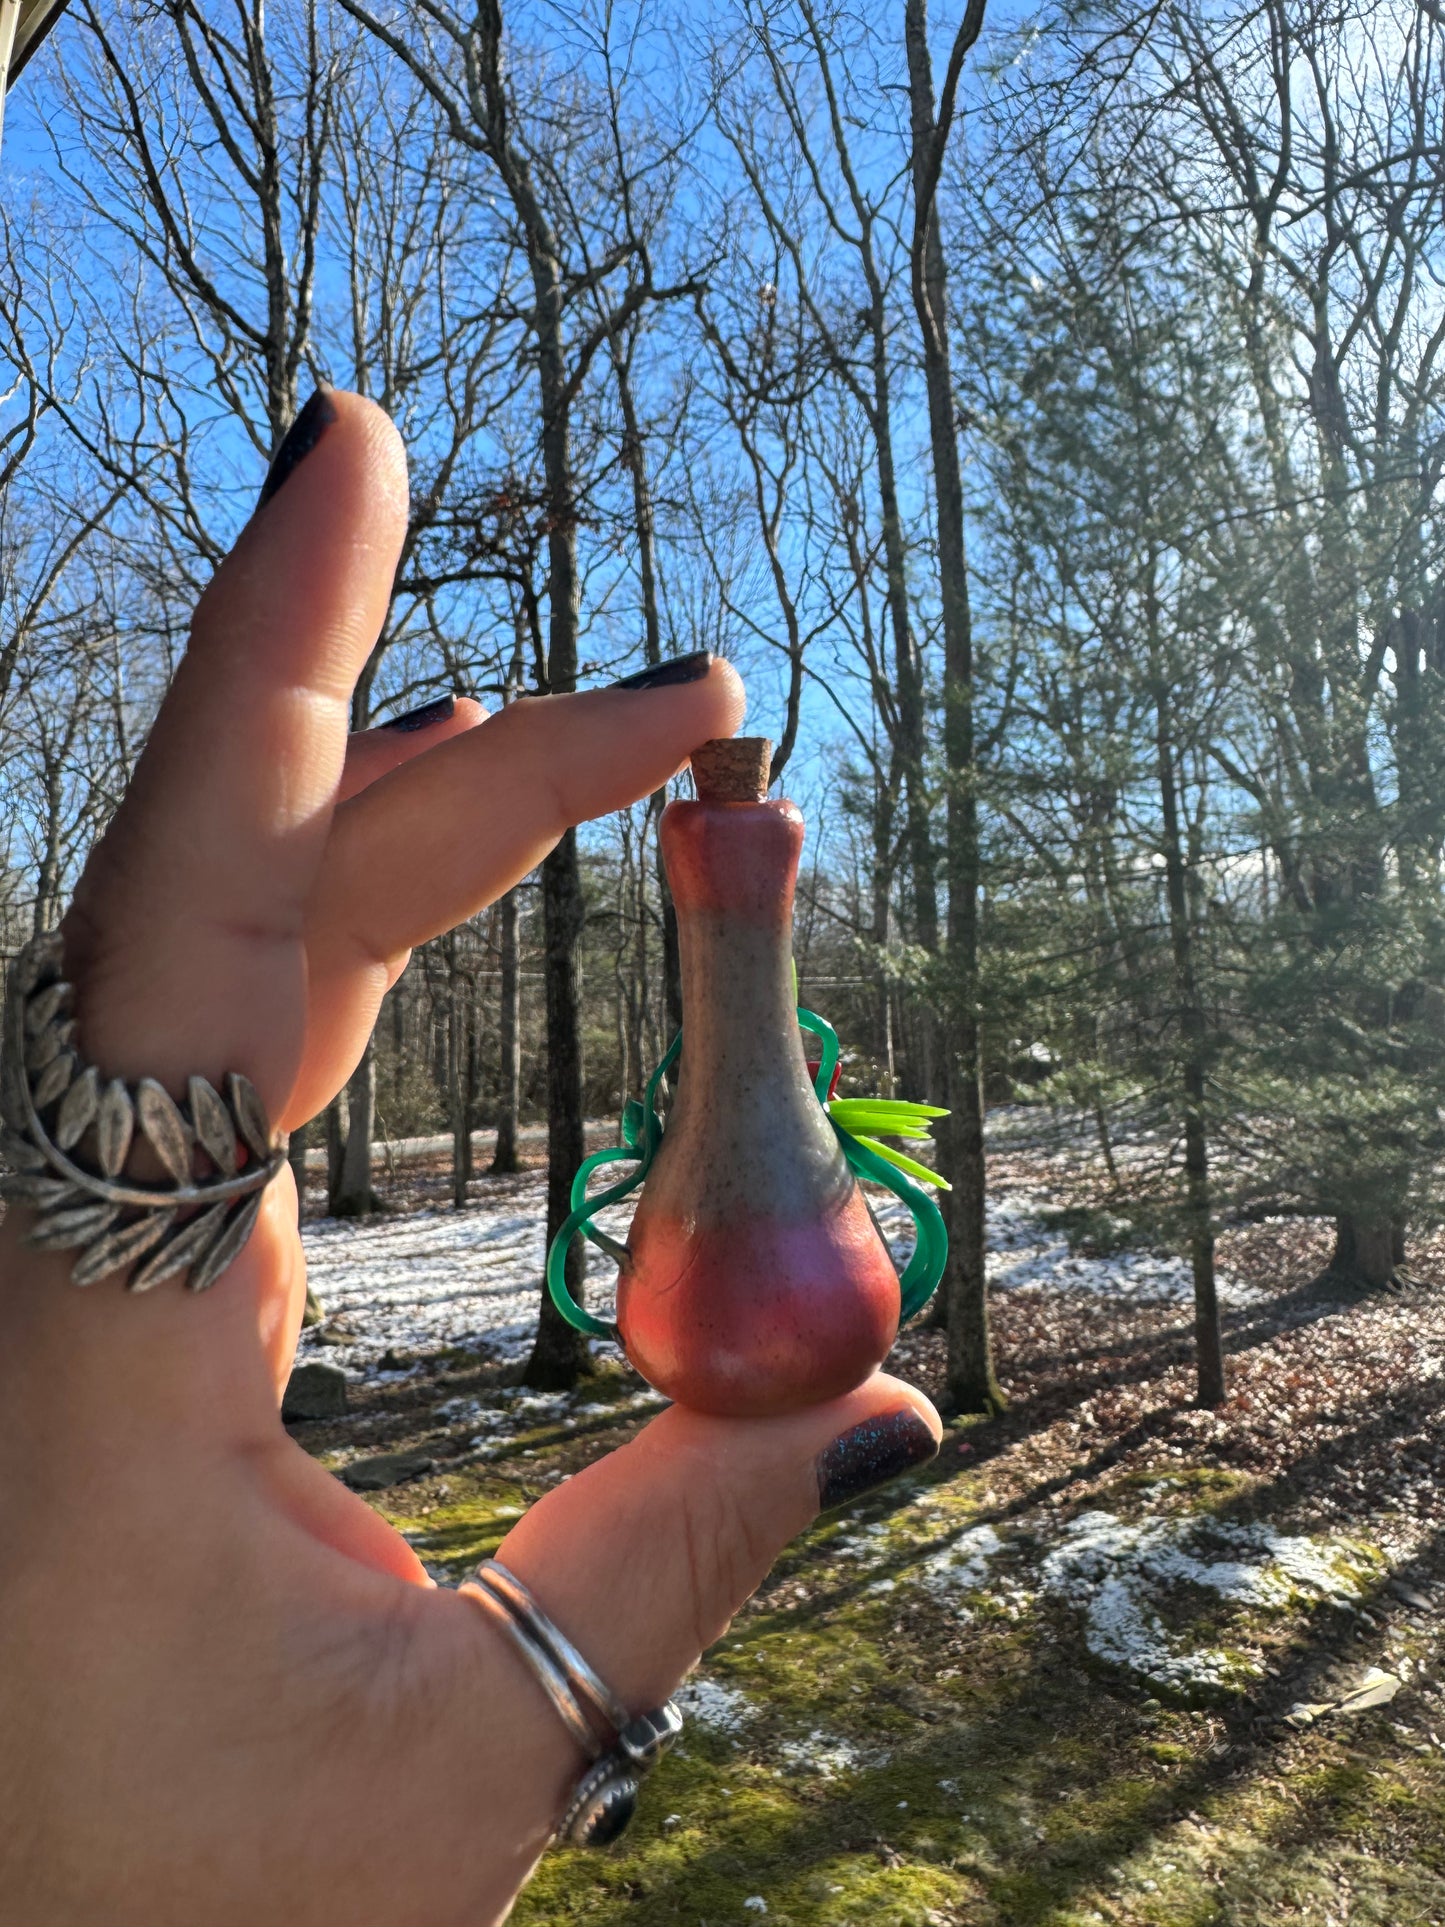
top-left (808, 1474), bottom-right (1377, 1700)
top-left (1036, 1508), bottom-right (1380, 1695)
top-left (919, 1523), bottom-right (1007, 1601)
top-left (827, 1498), bottom-right (1376, 1698)
top-left (672, 1674), bottom-right (756, 1734)
top-left (297, 1127), bottom-right (1258, 1377)
top-left (773, 1731), bottom-right (870, 1780)
top-left (980, 1191), bottom-right (1263, 1306)
top-left (297, 1174), bottom-right (635, 1371)
top-left (671, 1675), bottom-right (872, 1782)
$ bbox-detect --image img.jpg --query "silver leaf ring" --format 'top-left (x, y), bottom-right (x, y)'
top-left (0, 930), bottom-right (286, 1292)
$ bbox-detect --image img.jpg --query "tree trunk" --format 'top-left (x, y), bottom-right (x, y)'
top-left (869, 814), bottom-right (895, 1094)
top-left (332, 1037), bottom-right (380, 1217)
top-left (613, 331), bottom-right (677, 1060)
top-left (450, 945), bottom-right (472, 1208)
top-left (522, 563), bottom-right (590, 1387)
top-left (287, 1119), bottom-right (310, 1207)
top-left (1136, 485), bottom-right (1226, 1401)
top-left (878, 341), bottom-right (938, 1105)
top-left (659, 838), bottom-right (682, 1039)
top-left (1327, 1213), bottom-right (1404, 1290)
top-left (325, 1091), bottom-right (347, 1214)
top-left (487, 100), bottom-right (590, 1390)
top-left (1181, 1035), bottom-right (1224, 1399)
top-left (905, 0), bottom-right (1002, 1414)
top-left (491, 886), bottom-right (522, 1174)
top-left (527, 829), bottom-right (590, 1386)
top-left (1150, 600), bottom-right (1226, 1406)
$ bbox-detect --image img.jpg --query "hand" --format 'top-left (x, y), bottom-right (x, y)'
top-left (0, 391), bottom-right (942, 1927)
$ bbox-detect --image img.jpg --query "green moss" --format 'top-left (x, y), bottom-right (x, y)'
top-left (334, 1386), bottom-right (1443, 1927)
top-left (1119, 1465), bottom-right (1251, 1507)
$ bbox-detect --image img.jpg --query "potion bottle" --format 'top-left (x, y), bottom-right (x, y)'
top-left (616, 738), bottom-right (901, 1416)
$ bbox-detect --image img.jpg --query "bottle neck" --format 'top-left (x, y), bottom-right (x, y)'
top-left (648, 796), bottom-right (847, 1229)
top-left (659, 797), bottom-right (814, 1120)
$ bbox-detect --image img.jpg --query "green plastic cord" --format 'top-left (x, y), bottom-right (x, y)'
top-left (796, 1009), bottom-right (949, 1324)
top-left (544, 1033), bottom-right (679, 1338)
top-left (544, 1011), bottom-right (949, 1337)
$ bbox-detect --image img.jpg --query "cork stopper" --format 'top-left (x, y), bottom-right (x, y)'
top-left (690, 736), bottom-right (772, 803)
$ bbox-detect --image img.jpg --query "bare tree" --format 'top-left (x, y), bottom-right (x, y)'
top-left (57, 0), bottom-right (337, 464)
top-left (342, 0), bottom-right (708, 1384)
top-left (715, 0), bottom-right (940, 1082)
top-left (905, 0), bottom-right (1002, 1413)
top-left (49, 4), bottom-right (525, 1214)
top-left (691, 246), bottom-right (849, 783)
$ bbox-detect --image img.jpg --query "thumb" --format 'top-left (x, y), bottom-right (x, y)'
top-left (491, 1372), bottom-right (942, 1715)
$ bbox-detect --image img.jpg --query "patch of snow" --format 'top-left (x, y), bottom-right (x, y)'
top-left (921, 1523), bottom-right (1005, 1598)
top-left (672, 1674), bottom-right (754, 1735)
top-left (869, 1182), bottom-right (1260, 1311)
top-left (775, 1729), bottom-right (867, 1780)
top-left (298, 1174), bottom-right (634, 1369)
top-left (456, 1390), bottom-right (573, 1453)
top-left (982, 1194), bottom-right (1262, 1305)
top-left (1039, 1509), bottom-right (1374, 1692)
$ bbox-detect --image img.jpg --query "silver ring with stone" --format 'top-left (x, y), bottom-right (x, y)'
top-left (0, 930), bottom-right (285, 1291)
top-left (459, 1558), bottom-right (683, 1849)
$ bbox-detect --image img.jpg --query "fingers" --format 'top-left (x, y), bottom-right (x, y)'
top-left (489, 1373), bottom-right (941, 1714)
top-left (319, 665), bottom-right (745, 958)
top-left (337, 696), bottom-right (486, 805)
top-left (64, 391), bottom-right (408, 1103)
top-left (285, 662), bottom-right (744, 1123)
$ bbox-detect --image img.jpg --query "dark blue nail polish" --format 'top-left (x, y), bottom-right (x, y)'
top-left (816, 1407), bottom-right (939, 1510)
top-left (381, 694), bottom-right (456, 733)
top-left (610, 651), bottom-right (713, 692)
top-left (257, 388), bottom-right (337, 507)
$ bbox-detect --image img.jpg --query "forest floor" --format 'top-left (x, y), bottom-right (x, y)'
top-left (290, 1110), bottom-right (1445, 1927)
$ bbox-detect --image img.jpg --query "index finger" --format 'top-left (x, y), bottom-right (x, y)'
top-left (64, 390), bottom-right (408, 1097)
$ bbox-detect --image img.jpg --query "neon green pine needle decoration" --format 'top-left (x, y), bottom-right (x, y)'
top-left (545, 1004), bottom-right (950, 1340)
top-left (826, 1099), bottom-right (952, 1190)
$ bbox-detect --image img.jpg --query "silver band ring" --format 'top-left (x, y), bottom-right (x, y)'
top-left (458, 1558), bottom-right (683, 1849)
top-left (472, 1558), bottom-right (631, 1736)
top-left (460, 1579), bottom-right (602, 1760)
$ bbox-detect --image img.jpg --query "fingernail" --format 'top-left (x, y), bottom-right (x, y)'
top-left (609, 650), bottom-right (713, 692)
top-left (816, 1407), bottom-right (939, 1510)
top-left (381, 693), bottom-right (457, 733)
top-left (257, 388), bottom-right (337, 507)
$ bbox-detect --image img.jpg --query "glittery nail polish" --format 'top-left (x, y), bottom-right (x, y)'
top-left (815, 1407), bottom-right (939, 1510)
top-left (381, 694), bottom-right (456, 733)
top-left (257, 387), bottom-right (337, 508)
top-left (609, 650), bottom-right (713, 692)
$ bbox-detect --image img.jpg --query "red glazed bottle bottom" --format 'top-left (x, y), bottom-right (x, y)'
top-left (616, 1190), bottom-right (901, 1418)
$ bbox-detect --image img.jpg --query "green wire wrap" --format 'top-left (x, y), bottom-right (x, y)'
top-left (543, 1011), bottom-right (948, 1339)
top-left (796, 1010), bottom-right (950, 1325)
top-left (544, 1033), bottom-right (679, 1340)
